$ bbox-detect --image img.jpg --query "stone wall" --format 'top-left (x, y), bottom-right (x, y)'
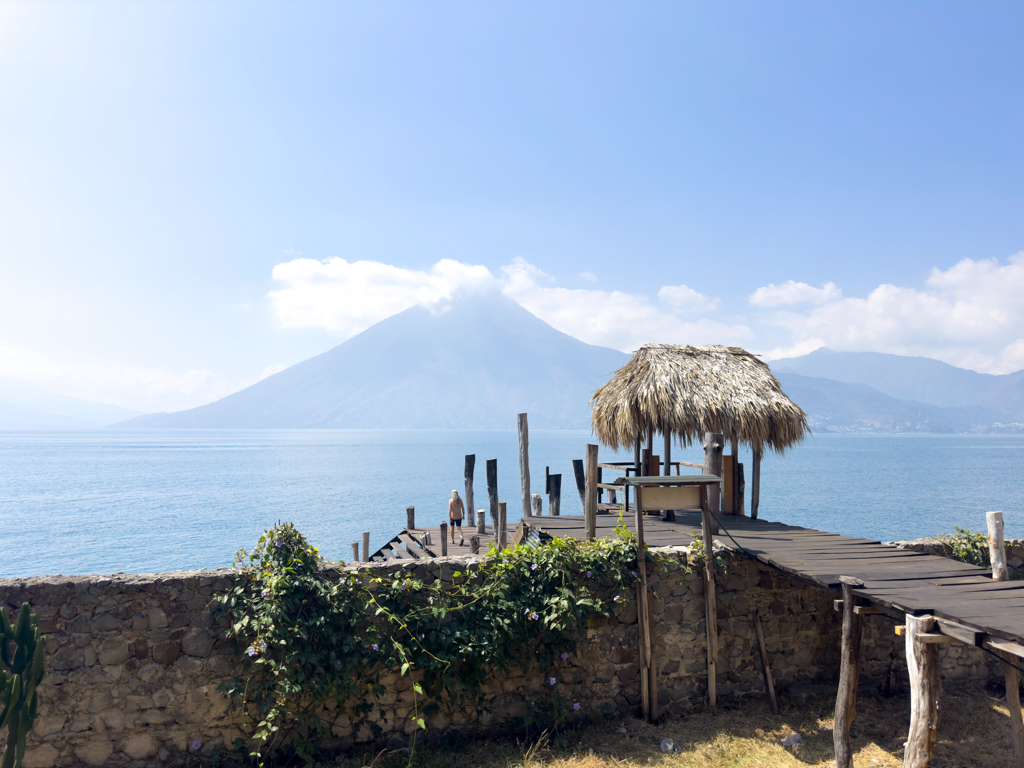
top-left (886, 537), bottom-right (1024, 580)
top-left (0, 548), bottom-right (1001, 768)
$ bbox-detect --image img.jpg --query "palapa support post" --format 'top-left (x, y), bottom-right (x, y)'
top-left (700, 486), bottom-right (718, 711)
top-left (834, 576), bottom-right (865, 768)
top-left (663, 430), bottom-right (671, 478)
top-left (465, 454), bottom-right (476, 528)
top-left (989, 510), bottom-right (1008, 581)
top-left (549, 474), bottom-right (561, 516)
top-left (904, 614), bottom-right (941, 768)
top-left (531, 493), bottom-right (542, 517)
top-left (751, 445), bottom-right (762, 519)
top-left (518, 413), bottom-right (531, 520)
top-left (351, 543), bottom-right (359, 563)
top-left (406, 506), bottom-right (416, 530)
top-left (572, 459), bottom-right (586, 507)
top-left (486, 458), bottom-right (498, 534)
top-left (469, 536), bottom-right (480, 555)
top-left (703, 432), bottom-right (723, 526)
top-left (584, 444), bottom-right (598, 540)
top-left (440, 523), bottom-right (448, 556)
top-left (497, 501), bottom-right (507, 550)
top-left (362, 532), bottom-right (370, 564)
top-left (752, 610), bottom-right (778, 714)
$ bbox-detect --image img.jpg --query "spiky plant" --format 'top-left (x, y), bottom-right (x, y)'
top-left (1, 604), bottom-right (46, 768)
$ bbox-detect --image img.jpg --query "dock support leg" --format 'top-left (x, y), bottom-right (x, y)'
top-left (999, 650), bottom-right (1024, 768)
top-left (905, 614), bottom-right (941, 768)
top-left (834, 576), bottom-right (864, 768)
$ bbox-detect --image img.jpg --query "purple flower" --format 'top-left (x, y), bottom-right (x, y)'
top-left (561, 652), bottom-right (569, 661)
top-left (274, 541), bottom-right (282, 548)
top-left (573, 702), bottom-right (581, 711)
top-left (531, 563), bottom-right (538, 571)
top-left (586, 571), bottom-right (592, 578)
top-left (261, 590), bottom-right (268, 597)
top-left (192, 741), bottom-right (202, 751)
top-left (355, 578), bottom-right (361, 585)
top-left (631, 570), bottom-right (637, 578)
top-left (260, 640), bottom-right (266, 652)
top-left (530, 612), bottom-right (539, 621)
top-left (247, 647), bottom-right (257, 657)
top-left (549, 677), bottom-right (557, 685)
top-left (372, 643), bottom-right (379, 651)
top-left (524, 608), bottom-right (531, 616)
top-left (613, 595), bottom-right (620, 602)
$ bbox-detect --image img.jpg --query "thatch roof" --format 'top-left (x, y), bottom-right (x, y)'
top-left (590, 344), bottom-right (809, 453)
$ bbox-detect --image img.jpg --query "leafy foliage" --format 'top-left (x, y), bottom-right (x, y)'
top-left (219, 521), bottom-right (643, 765)
top-left (938, 527), bottom-right (990, 567)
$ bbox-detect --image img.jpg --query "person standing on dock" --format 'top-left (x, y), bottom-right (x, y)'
top-left (449, 490), bottom-right (465, 545)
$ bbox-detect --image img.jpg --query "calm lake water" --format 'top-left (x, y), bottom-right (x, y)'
top-left (1, 430), bottom-right (1021, 578)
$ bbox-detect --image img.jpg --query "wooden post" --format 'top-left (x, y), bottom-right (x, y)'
top-left (498, 501), bottom-right (507, 550)
top-left (752, 610), bottom-right (778, 714)
top-left (584, 444), bottom-right (598, 540)
top-left (663, 431), bottom-right (671, 479)
top-left (989, 510), bottom-right (1008, 581)
top-left (572, 459), bottom-right (586, 507)
top-left (469, 536), bottom-right (480, 555)
top-left (751, 445), bottom-right (762, 519)
top-left (905, 614), bottom-right (941, 768)
top-left (351, 543), bottom-right (359, 563)
top-left (406, 505), bottom-right (416, 530)
top-left (549, 474), bottom-right (561, 516)
top-left (834, 576), bottom-right (865, 768)
top-left (440, 523), bottom-right (448, 556)
top-left (518, 413), bottom-right (531, 520)
top-left (701, 489), bottom-right (718, 711)
top-left (531, 493), bottom-right (542, 517)
top-left (703, 432), bottom-right (723, 521)
top-left (634, 485), bottom-right (655, 722)
top-left (545, 466), bottom-right (550, 494)
top-left (1000, 648), bottom-right (1024, 768)
top-left (465, 454), bottom-right (476, 528)
top-left (597, 466), bottom-right (603, 505)
top-left (642, 448), bottom-right (651, 477)
top-left (476, 510), bottom-right (486, 534)
top-left (486, 458), bottom-right (498, 534)
top-left (362, 531), bottom-right (370, 564)
top-left (737, 461), bottom-right (745, 515)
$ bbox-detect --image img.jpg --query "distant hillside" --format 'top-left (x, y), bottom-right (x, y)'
top-left (772, 349), bottom-right (1024, 417)
top-left (118, 292), bottom-right (630, 429)
top-left (774, 373), bottom-right (1018, 433)
top-left (0, 382), bottom-right (145, 429)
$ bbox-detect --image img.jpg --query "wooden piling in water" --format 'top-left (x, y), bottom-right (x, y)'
top-left (465, 454), bottom-right (476, 528)
top-left (486, 458), bottom-right (498, 534)
top-left (531, 493), bottom-right (542, 517)
top-left (549, 474), bottom-right (561, 516)
top-left (362, 532), bottom-right (370, 564)
top-left (518, 413), bottom-right (531, 520)
top-left (498, 501), bottom-right (507, 550)
top-left (406, 506), bottom-right (416, 530)
top-left (834, 576), bottom-right (864, 768)
top-left (351, 543), bottom-right (359, 563)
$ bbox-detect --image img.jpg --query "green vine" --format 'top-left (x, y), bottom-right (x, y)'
top-left (218, 521), bottom-right (642, 765)
top-left (937, 526), bottom-right (990, 567)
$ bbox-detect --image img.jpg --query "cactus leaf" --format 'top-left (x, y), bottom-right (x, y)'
top-left (13, 605), bottom-right (30, 647)
top-left (10, 645), bottom-right (25, 676)
top-left (0, 608), bottom-right (9, 638)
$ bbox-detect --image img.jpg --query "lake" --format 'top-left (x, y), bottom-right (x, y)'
top-left (0, 430), bottom-right (1021, 578)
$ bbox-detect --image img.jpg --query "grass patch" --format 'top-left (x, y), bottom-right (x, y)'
top-left (336, 681), bottom-right (1021, 768)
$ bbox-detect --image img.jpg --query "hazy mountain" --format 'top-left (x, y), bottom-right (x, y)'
top-left (772, 349), bottom-right (1024, 417)
top-left (118, 292), bottom-right (630, 429)
top-left (0, 382), bottom-right (145, 429)
top-left (774, 373), bottom-right (1017, 434)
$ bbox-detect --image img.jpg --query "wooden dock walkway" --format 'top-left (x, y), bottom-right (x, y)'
top-left (369, 524), bottom-right (499, 561)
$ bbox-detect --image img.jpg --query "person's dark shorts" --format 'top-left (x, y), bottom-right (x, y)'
top-left (450, 518), bottom-right (462, 527)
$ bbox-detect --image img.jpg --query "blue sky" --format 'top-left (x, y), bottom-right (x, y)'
top-left (1, 1), bottom-right (1022, 411)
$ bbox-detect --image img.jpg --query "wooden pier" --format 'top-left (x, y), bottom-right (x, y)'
top-left (369, 524), bottom-right (499, 561)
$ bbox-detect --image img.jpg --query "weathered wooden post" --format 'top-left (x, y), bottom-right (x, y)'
top-left (476, 510), bottom-right (486, 534)
top-left (700, 482), bottom-right (718, 710)
top-left (663, 431), bottom-right (672, 476)
top-left (989, 510), bottom-right (1008, 581)
top-left (531, 493), bottom-right (542, 517)
top-left (362, 531), bottom-right (370, 564)
top-left (987, 510), bottom-right (1023, 765)
top-left (703, 432), bottom-right (723, 531)
top-left (497, 501), bottom-right (507, 550)
top-left (465, 454), bottom-right (476, 528)
top-left (351, 543), bottom-right (359, 563)
top-left (584, 444), bottom-right (598, 540)
top-left (545, 466), bottom-right (550, 495)
top-left (440, 523), bottom-right (448, 556)
top-left (834, 576), bottom-right (865, 768)
top-left (751, 445), bottom-right (762, 519)
top-left (752, 610), bottom-right (778, 714)
top-left (470, 536), bottom-right (480, 555)
top-left (406, 505), bottom-right (416, 530)
top-left (486, 458), bottom-right (498, 535)
top-left (634, 484), bottom-right (653, 721)
top-left (572, 459), bottom-right (586, 507)
top-left (518, 413), bottom-right (531, 520)
top-left (549, 474), bottom-right (561, 516)
top-left (904, 614), bottom-right (941, 768)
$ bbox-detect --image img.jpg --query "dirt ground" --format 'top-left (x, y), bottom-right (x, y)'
top-left (336, 681), bottom-right (1020, 768)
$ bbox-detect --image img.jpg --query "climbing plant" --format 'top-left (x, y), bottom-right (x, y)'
top-left (938, 526), bottom-right (990, 567)
top-left (219, 520), bottom-right (642, 765)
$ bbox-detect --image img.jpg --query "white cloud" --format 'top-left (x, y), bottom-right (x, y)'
top-left (268, 255), bottom-right (751, 353)
top-left (748, 280), bottom-right (841, 307)
top-left (577, 271), bottom-right (598, 283)
top-left (757, 254), bottom-right (1024, 373)
top-left (658, 284), bottom-right (720, 313)
top-left (0, 344), bottom-right (240, 412)
top-left (268, 257), bottom-right (495, 337)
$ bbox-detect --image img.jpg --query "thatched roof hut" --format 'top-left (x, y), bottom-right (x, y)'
top-left (590, 344), bottom-right (808, 453)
